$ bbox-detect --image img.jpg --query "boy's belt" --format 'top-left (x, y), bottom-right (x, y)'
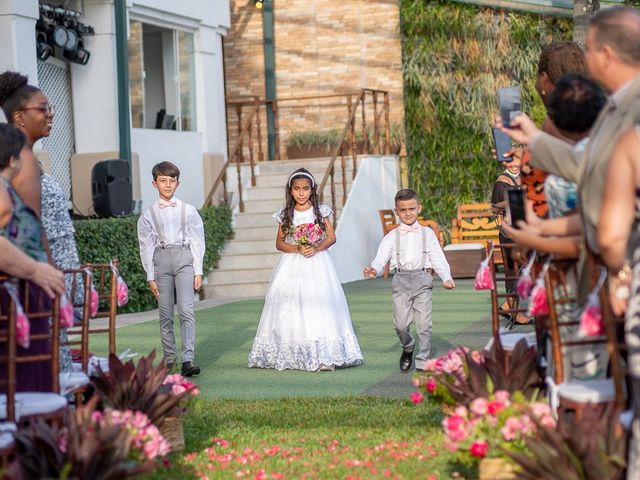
top-left (396, 267), bottom-right (434, 275)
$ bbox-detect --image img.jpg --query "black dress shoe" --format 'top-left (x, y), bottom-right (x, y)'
top-left (181, 361), bottom-right (201, 377)
top-left (399, 350), bottom-right (413, 373)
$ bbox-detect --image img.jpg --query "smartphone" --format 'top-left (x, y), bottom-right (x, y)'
top-left (507, 188), bottom-right (526, 228)
top-left (498, 86), bottom-right (522, 128)
top-left (492, 128), bottom-right (513, 162)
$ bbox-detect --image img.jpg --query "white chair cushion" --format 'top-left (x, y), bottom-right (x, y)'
top-left (59, 372), bottom-right (90, 395)
top-left (484, 332), bottom-right (537, 352)
top-left (620, 409), bottom-right (633, 431)
top-left (0, 432), bottom-right (14, 450)
top-left (443, 243), bottom-right (485, 251)
top-left (73, 356), bottom-right (109, 376)
top-left (0, 393), bottom-right (67, 421)
top-left (558, 378), bottom-right (616, 403)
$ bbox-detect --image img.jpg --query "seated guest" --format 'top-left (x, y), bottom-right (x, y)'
top-left (0, 123), bottom-right (62, 392)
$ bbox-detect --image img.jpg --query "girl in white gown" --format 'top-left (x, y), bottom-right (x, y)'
top-left (248, 168), bottom-right (363, 371)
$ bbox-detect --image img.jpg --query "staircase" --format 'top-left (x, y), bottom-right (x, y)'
top-left (202, 158), bottom-right (354, 300)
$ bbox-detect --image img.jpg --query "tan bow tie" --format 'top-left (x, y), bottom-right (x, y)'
top-left (398, 224), bottom-right (420, 235)
top-left (159, 201), bottom-right (177, 209)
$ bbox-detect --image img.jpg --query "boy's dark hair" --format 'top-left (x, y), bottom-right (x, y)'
top-left (0, 123), bottom-right (26, 169)
top-left (547, 74), bottom-right (606, 133)
top-left (152, 161), bottom-right (180, 180)
top-left (394, 189), bottom-right (419, 204)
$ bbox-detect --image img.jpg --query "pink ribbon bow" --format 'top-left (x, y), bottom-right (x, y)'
top-left (159, 201), bottom-right (177, 209)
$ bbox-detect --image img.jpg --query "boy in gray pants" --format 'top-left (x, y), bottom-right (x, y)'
top-left (363, 189), bottom-right (455, 372)
top-left (137, 161), bottom-right (205, 376)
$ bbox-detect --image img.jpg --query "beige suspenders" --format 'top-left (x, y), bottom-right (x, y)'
top-left (149, 202), bottom-right (187, 248)
top-left (394, 226), bottom-right (428, 272)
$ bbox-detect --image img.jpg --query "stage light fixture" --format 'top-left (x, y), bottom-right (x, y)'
top-left (255, 0), bottom-right (264, 9)
top-left (36, 31), bottom-right (53, 61)
top-left (64, 27), bottom-right (78, 51)
top-left (63, 38), bottom-right (90, 65)
top-left (52, 24), bottom-right (69, 48)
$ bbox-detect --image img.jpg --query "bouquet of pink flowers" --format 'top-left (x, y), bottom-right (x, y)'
top-left (412, 346), bottom-right (482, 406)
top-left (163, 373), bottom-right (201, 399)
top-left (86, 409), bottom-right (171, 459)
top-left (288, 222), bottom-right (326, 247)
top-left (442, 390), bottom-right (555, 463)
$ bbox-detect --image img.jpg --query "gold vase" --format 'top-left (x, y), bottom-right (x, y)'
top-left (159, 416), bottom-right (185, 451)
top-left (478, 457), bottom-right (516, 480)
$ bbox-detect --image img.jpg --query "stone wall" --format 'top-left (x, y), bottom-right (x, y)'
top-left (223, 0), bottom-right (405, 161)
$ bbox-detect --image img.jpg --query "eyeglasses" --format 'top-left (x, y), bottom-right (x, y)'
top-left (21, 104), bottom-right (55, 115)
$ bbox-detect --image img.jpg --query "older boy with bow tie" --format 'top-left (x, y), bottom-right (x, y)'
top-left (364, 189), bottom-right (454, 372)
top-left (137, 161), bottom-right (205, 376)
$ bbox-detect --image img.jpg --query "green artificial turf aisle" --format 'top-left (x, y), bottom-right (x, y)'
top-left (87, 278), bottom-right (503, 479)
top-left (90, 278), bottom-right (494, 399)
top-left (146, 397), bottom-right (471, 479)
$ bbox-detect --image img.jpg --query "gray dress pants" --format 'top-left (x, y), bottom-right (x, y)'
top-left (392, 269), bottom-right (433, 370)
top-left (154, 245), bottom-right (196, 363)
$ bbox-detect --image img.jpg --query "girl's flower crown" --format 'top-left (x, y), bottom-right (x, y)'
top-left (288, 171), bottom-right (316, 188)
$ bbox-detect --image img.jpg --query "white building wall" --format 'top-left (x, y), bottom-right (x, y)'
top-left (0, 0), bottom-right (230, 209)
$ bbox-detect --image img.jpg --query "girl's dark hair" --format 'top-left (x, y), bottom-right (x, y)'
top-left (0, 71), bottom-right (41, 124)
top-left (281, 168), bottom-right (324, 233)
top-left (0, 123), bottom-right (26, 169)
top-left (537, 42), bottom-right (587, 85)
top-left (547, 74), bottom-right (606, 133)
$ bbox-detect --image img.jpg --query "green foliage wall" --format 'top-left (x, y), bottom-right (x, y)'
top-left (73, 206), bottom-right (233, 313)
top-left (400, 0), bottom-right (572, 229)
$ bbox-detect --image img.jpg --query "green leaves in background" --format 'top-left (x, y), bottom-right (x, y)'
top-left (400, 0), bottom-right (572, 229)
top-left (73, 205), bottom-right (233, 313)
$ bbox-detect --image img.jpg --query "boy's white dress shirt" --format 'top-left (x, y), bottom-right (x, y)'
top-left (137, 197), bottom-right (206, 281)
top-left (370, 221), bottom-right (452, 282)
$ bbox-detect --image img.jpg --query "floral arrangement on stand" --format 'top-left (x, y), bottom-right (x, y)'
top-left (412, 346), bottom-right (477, 407)
top-left (441, 390), bottom-right (555, 463)
top-left (411, 337), bottom-right (541, 408)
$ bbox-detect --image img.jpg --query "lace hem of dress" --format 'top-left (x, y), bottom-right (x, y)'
top-left (248, 335), bottom-right (363, 371)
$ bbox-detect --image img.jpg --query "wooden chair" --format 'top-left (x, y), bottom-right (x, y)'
top-left (544, 264), bottom-right (624, 419)
top-left (59, 268), bottom-right (92, 397)
top-left (0, 277), bottom-right (67, 426)
top-left (450, 203), bottom-right (500, 246)
top-left (377, 210), bottom-right (444, 279)
top-left (67, 261), bottom-right (119, 375)
top-left (485, 241), bottom-right (536, 367)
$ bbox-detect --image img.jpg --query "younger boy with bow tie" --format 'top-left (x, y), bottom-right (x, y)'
top-left (137, 161), bottom-right (205, 376)
top-left (363, 189), bottom-right (454, 372)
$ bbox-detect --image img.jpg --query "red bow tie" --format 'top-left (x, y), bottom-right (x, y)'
top-left (159, 201), bottom-right (177, 209)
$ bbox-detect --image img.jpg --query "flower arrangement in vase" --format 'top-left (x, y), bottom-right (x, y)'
top-left (442, 390), bottom-right (555, 470)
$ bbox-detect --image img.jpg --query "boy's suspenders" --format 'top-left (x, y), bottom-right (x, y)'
top-left (149, 202), bottom-right (187, 248)
top-left (394, 226), bottom-right (428, 271)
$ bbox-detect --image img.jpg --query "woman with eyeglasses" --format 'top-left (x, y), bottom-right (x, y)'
top-left (0, 70), bottom-right (84, 377)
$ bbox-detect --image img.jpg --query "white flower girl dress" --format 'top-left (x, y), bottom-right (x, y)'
top-left (248, 205), bottom-right (363, 371)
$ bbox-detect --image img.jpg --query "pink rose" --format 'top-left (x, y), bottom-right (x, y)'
top-left (501, 416), bottom-right (523, 441)
top-left (469, 440), bottom-right (489, 458)
top-left (426, 378), bottom-right (437, 394)
top-left (470, 397), bottom-right (488, 416)
top-left (470, 350), bottom-right (484, 364)
top-left (424, 358), bottom-right (438, 371)
top-left (530, 402), bottom-right (552, 419)
top-left (454, 406), bottom-right (468, 418)
top-left (410, 391), bottom-right (424, 405)
top-left (579, 305), bottom-right (603, 336)
top-left (493, 390), bottom-right (510, 404)
top-left (443, 415), bottom-right (468, 442)
top-left (487, 400), bottom-right (505, 415)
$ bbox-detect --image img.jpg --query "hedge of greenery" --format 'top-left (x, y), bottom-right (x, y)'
top-left (74, 205), bottom-right (233, 313)
top-left (400, 0), bottom-right (573, 231)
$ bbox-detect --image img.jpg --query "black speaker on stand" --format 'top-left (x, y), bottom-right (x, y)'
top-left (91, 160), bottom-right (133, 217)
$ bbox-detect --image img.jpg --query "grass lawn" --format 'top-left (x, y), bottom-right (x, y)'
top-left (86, 278), bottom-right (512, 479)
top-left (146, 397), bottom-right (473, 480)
